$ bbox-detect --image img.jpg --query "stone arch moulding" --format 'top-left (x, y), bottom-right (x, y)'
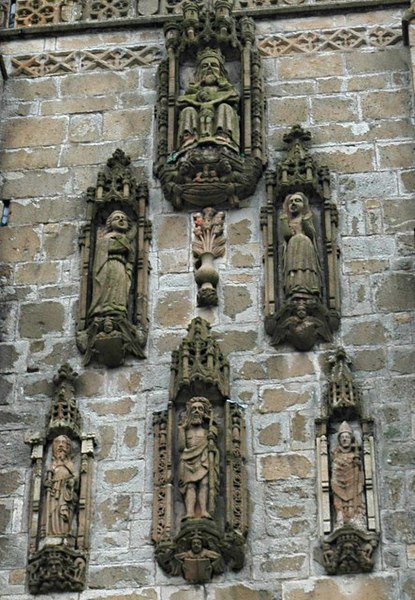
top-left (152, 317), bottom-right (248, 584)
top-left (27, 364), bottom-right (95, 594)
top-left (316, 348), bottom-right (380, 575)
top-left (76, 149), bottom-right (152, 367)
top-left (261, 124), bottom-right (341, 351)
top-left (154, 0), bottom-right (266, 210)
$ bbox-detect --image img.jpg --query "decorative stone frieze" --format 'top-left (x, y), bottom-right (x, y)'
top-left (192, 208), bottom-right (225, 307)
top-left (154, 0), bottom-right (266, 209)
top-left (27, 364), bottom-right (95, 594)
top-left (316, 349), bottom-right (380, 575)
top-left (261, 124), bottom-right (340, 351)
top-left (153, 317), bottom-right (248, 584)
top-left (76, 149), bottom-right (151, 367)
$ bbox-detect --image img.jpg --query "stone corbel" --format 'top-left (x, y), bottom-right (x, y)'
top-left (261, 124), bottom-right (340, 351)
top-left (152, 317), bottom-right (248, 584)
top-left (76, 149), bottom-right (151, 367)
top-left (27, 365), bottom-right (95, 594)
top-left (315, 349), bottom-right (380, 575)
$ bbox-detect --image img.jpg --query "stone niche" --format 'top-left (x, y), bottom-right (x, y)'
top-left (261, 125), bottom-right (341, 351)
top-left (154, 0), bottom-right (266, 210)
top-left (26, 364), bottom-right (95, 594)
top-left (152, 317), bottom-right (248, 584)
top-left (76, 149), bottom-right (152, 367)
top-left (316, 349), bottom-right (380, 575)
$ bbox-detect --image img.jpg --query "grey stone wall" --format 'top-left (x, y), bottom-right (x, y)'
top-left (0, 5), bottom-right (414, 600)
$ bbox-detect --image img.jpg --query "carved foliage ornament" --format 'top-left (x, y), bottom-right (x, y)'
top-left (155, 0), bottom-right (266, 209)
top-left (76, 149), bottom-right (151, 367)
top-left (261, 124), bottom-right (340, 351)
top-left (27, 365), bottom-right (95, 594)
top-left (315, 349), bottom-right (380, 575)
top-left (192, 207), bottom-right (225, 307)
top-left (153, 317), bottom-right (247, 584)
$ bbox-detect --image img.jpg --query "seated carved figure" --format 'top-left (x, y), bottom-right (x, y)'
top-left (177, 48), bottom-right (240, 152)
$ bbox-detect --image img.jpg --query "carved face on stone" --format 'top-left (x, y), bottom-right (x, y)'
top-left (107, 210), bottom-right (130, 233)
top-left (288, 193), bottom-right (305, 215)
top-left (338, 431), bottom-right (353, 450)
top-left (189, 401), bottom-right (205, 425)
top-left (191, 537), bottom-right (203, 554)
top-left (199, 56), bottom-right (221, 85)
top-left (52, 435), bottom-right (71, 460)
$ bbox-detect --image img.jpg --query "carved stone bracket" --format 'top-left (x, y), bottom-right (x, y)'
top-left (76, 149), bottom-right (152, 367)
top-left (154, 0), bottom-right (266, 209)
top-left (261, 124), bottom-right (340, 351)
top-left (192, 208), bottom-right (225, 307)
top-left (27, 365), bottom-right (95, 594)
top-left (315, 349), bottom-right (380, 575)
top-left (153, 317), bottom-right (248, 584)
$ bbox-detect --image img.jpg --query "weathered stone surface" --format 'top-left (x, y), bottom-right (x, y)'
top-left (156, 215), bottom-right (189, 250)
top-left (292, 413), bottom-right (307, 443)
top-left (261, 554), bottom-right (306, 574)
top-left (0, 503), bottom-right (11, 532)
top-left (224, 286), bottom-right (253, 319)
top-left (376, 273), bottom-right (415, 311)
top-left (154, 291), bottom-right (192, 327)
top-left (19, 302), bottom-right (65, 338)
top-left (282, 574), bottom-right (398, 600)
top-left (89, 398), bottom-right (133, 416)
top-left (78, 371), bottom-right (106, 397)
top-left (258, 423), bottom-right (282, 447)
top-left (98, 425), bottom-right (115, 460)
top-left (228, 219), bottom-right (252, 245)
top-left (214, 330), bottom-right (257, 354)
top-left (261, 387), bottom-right (310, 413)
top-left (266, 355), bottom-right (314, 379)
top-left (98, 495), bottom-right (131, 529)
top-left (260, 454), bottom-right (312, 481)
top-left (213, 585), bottom-right (273, 600)
top-left (88, 565), bottom-right (150, 589)
top-left (239, 361), bottom-right (267, 380)
top-left (104, 467), bottom-right (139, 485)
top-left (0, 227), bottom-right (41, 263)
top-left (15, 262), bottom-right (58, 285)
top-left (0, 471), bottom-right (22, 495)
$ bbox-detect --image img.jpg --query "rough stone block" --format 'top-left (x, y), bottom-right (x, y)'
top-left (19, 301), bottom-right (65, 338)
top-left (223, 286), bottom-right (253, 319)
top-left (268, 96), bottom-right (309, 126)
top-left (69, 114), bottom-right (102, 142)
top-left (88, 565), bottom-right (150, 589)
top-left (259, 453), bottom-right (312, 481)
top-left (279, 54), bottom-right (343, 80)
top-left (14, 262), bottom-right (58, 285)
top-left (43, 223), bottom-right (77, 259)
top-left (2, 117), bottom-right (68, 149)
top-left (360, 89), bottom-right (411, 120)
top-left (102, 109), bottom-right (153, 140)
top-left (375, 273), bottom-right (415, 312)
top-left (2, 169), bottom-right (71, 199)
top-left (0, 147), bottom-right (60, 170)
top-left (0, 226), bottom-right (41, 263)
top-left (261, 387), bottom-right (310, 413)
top-left (156, 215), bottom-right (189, 250)
top-left (212, 585), bottom-right (273, 600)
top-left (41, 95), bottom-right (118, 116)
top-left (154, 290), bottom-right (192, 327)
top-left (266, 355), bottom-right (314, 380)
top-left (312, 96), bottom-right (356, 122)
top-left (282, 574), bottom-right (398, 600)
top-left (378, 142), bottom-right (414, 169)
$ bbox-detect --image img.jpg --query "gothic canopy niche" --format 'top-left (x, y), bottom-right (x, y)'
top-left (316, 349), bottom-right (380, 575)
top-left (76, 149), bottom-right (152, 367)
top-left (261, 124), bottom-right (340, 351)
top-left (154, 0), bottom-right (266, 210)
top-left (27, 365), bottom-right (95, 594)
top-left (152, 317), bottom-right (248, 584)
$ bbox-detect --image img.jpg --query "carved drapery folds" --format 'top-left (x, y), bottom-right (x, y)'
top-left (27, 365), bottom-right (95, 594)
top-left (155, 0), bottom-right (266, 209)
top-left (316, 349), bottom-right (380, 575)
top-left (192, 207), bottom-right (225, 307)
top-left (76, 149), bottom-right (151, 367)
top-left (153, 317), bottom-right (248, 583)
top-left (261, 124), bottom-right (340, 351)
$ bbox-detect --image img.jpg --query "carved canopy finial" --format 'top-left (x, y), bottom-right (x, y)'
top-left (48, 364), bottom-right (81, 440)
top-left (327, 348), bottom-right (362, 417)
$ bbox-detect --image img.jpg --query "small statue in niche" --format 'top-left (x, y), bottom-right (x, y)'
top-left (331, 421), bottom-right (365, 529)
top-left (177, 48), bottom-right (240, 152)
top-left (280, 192), bottom-right (321, 298)
top-left (89, 210), bottom-right (136, 319)
top-left (44, 435), bottom-right (79, 540)
top-left (178, 396), bottom-right (219, 520)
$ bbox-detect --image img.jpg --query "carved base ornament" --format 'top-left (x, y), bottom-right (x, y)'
top-left (76, 149), bottom-right (151, 367)
top-left (261, 125), bottom-right (340, 351)
top-left (192, 208), bottom-right (225, 307)
top-left (26, 365), bottom-right (95, 594)
top-left (316, 349), bottom-right (380, 575)
top-left (155, 0), bottom-right (266, 209)
top-left (152, 318), bottom-right (248, 584)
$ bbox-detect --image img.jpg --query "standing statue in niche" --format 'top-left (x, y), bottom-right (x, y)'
top-left (331, 421), bottom-right (365, 528)
top-left (44, 435), bottom-right (79, 539)
top-left (178, 397), bottom-right (219, 520)
top-left (177, 48), bottom-right (240, 152)
top-left (280, 192), bottom-right (321, 298)
top-left (89, 210), bottom-right (136, 319)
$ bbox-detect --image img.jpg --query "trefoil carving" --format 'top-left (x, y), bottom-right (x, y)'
top-left (315, 349), bottom-right (380, 575)
top-left (152, 317), bottom-right (248, 583)
top-left (76, 149), bottom-right (152, 367)
top-left (155, 0), bottom-right (266, 209)
top-left (27, 365), bottom-right (95, 594)
top-left (192, 207), bottom-right (225, 307)
top-left (261, 124), bottom-right (340, 351)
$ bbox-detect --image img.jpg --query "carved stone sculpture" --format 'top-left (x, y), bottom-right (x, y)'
top-left (315, 349), bottom-right (379, 575)
top-left (76, 149), bottom-right (151, 367)
top-left (192, 207), bottom-right (225, 307)
top-left (261, 125), bottom-right (340, 351)
top-left (27, 365), bottom-right (95, 593)
top-left (152, 318), bottom-right (248, 584)
top-left (155, 0), bottom-right (266, 209)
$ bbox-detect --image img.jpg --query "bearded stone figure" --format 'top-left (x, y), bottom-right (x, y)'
top-left (89, 210), bottom-right (136, 319)
top-left (177, 48), bottom-right (240, 152)
top-left (178, 397), bottom-right (219, 520)
top-left (331, 421), bottom-right (365, 528)
top-left (44, 435), bottom-right (79, 539)
top-left (279, 192), bottom-right (321, 299)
